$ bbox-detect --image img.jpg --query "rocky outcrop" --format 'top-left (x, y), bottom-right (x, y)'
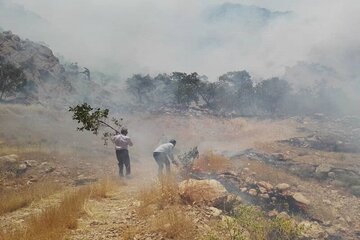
top-left (178, 179), bottom-right (241, 210)
top-left (0, 31), bottom-right (73, 102)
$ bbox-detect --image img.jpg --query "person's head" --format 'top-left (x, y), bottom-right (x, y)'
top-left (121, 128), bottom-right (128, 135)
top-left (169, 139), bottom-right (176, 146)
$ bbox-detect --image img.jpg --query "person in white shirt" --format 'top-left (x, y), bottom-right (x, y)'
top-left (113, 128), bottom-right (133, 177)
top-left (153, 139), bottom-right (179, 176)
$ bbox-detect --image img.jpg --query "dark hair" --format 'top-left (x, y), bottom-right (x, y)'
top-left (169, 139), bottom-right (176, 145)
top-left (121, 128), bottom-right (128, 135)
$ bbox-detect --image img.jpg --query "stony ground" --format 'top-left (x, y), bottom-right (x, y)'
top-left (1, 112), bottom-right (360, 239)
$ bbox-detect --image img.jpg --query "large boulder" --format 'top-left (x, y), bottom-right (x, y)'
top-left (179, 179), bottom-right (229, 208)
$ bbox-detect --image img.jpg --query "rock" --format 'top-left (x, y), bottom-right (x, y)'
top-left (24, 160), bottom-right (38, 167)
top-left (178, 179), bottom-right (228, 207)
top-left (257, 181), bottom-right (273, 191)
top-left (208, 207), bottom-right (222, 217)
top-left (248, 189), bottom-right (257, 196)
top-left (0, 154), bottom-right (19, 163)
top-left (299, 221), bottom-right (328, 239)
top-left (16, 163), bottom-right (28, 174)
top-left (258, 186), bottom-right (267, 194)
top-left (259, 193), bottom-right (269, 199)
top-left (268, 209), bottom-right (279, 217)
top-left (278, 211), bottom-right (290, 220)
top-left (315, 164), bottom-right (334, 179)
top-left (292, 192), bottom-right (310, 206)
top-left (44, 166), bottom-right (56, 173)
top-left (275, 183), bottom-right (290, 191)
top-left (240, 187), bottom-right (247, 192)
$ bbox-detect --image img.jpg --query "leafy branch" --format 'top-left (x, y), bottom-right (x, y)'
top-left (69, 103), bottom-right (123, 145)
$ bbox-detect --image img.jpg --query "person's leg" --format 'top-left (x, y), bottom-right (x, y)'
top-left (116, 150), bottom-right (124, 177)
top-left (123, 149), bottom-right (131, 176)
top-left (164, 157), bottom-right (171, 174)
top-left (153, 152), bottom-right (164, 176)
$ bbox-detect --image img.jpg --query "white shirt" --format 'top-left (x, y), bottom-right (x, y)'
top-left (154, 143), bottom-right (175, 160)
top-left (113, 134), bottom-right (133, 150)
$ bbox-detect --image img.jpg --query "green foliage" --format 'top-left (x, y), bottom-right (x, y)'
top-left (255, 77), bottom-right (291, 113)
top-left (0, 62), bottom-right (27, 100)
top-left (69, 103), bottom-right (123, 145)
top-left (69, 103), bottom-right (109, 134)
top-left (126, 74), bottom-right (155, 103)
top-left (204, 205), bottom-right (303, 240)
top-left (172, 72), bottom-right (201, 107)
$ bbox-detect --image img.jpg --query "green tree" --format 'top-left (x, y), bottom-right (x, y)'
top-left (0, 62), bottom-right (27, 101)
top-left (172, 72), bottom-right (201, 108)
top-left (255, 77), bottom-right (291, 113)
top-left (126, 74), bottom-right (155, 103)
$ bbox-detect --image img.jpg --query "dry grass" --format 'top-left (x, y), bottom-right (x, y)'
top-left (193, 151), bottom-right (232, 172)
top-left (151, 207), bottom-right (196, 240)
top-left (137, 175), bottom-right (180, 216)
top-left (0, 182), bottom-right (62, 215)
top-left (0, 180), bottom-right (115, 240)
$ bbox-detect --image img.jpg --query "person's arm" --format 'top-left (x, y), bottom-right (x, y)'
top-left (168, 148), bottom-right (179, 166)
top-left (111, 134), bottom-right (118, 144)
top-left (128, 137), bottom-right (133, 147)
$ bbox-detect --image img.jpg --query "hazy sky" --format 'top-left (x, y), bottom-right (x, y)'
top-left (2, 0), bottom-right (360, 82)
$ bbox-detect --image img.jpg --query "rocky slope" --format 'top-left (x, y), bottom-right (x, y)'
top-left (0, 31), bottom-right (120, 108)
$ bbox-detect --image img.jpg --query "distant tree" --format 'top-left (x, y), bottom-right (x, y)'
top-left (197, 81), bottom-right (223, 109)
top-left (126, 74), bottom-right (155, 103)
top-left (255, 77), bottom-right (291, 113)
top-left (152, 73), bottom-right (176, 105)
top-left (0, 62), bottom-right (27, 101)
top-left (219, 71), bottom-right (254, 112)
top-left (219, 70), bottom-right (252, 89)
top-left (172, 72), bottom-right (201, 107)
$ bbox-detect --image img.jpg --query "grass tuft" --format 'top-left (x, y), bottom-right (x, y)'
top-left (193, 151), bottom-right (232, 173)
top-left (0, 182), bottom-right (62, 215)
top-left (151, 207), bottom-right (196, 240)
top-left (137, 175), bottom-right (180, 216)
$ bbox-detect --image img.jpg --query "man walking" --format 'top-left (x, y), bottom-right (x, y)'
top-left (113, 128), bottom-right (133, 178)
top-left (153, 139), bottom-right (179, 176)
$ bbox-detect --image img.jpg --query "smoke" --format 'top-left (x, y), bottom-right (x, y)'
top-left (0, 0), bottom-right (357, 84)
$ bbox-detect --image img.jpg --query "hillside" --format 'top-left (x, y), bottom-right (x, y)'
top-left (0, 31), bottom-right (122, 108)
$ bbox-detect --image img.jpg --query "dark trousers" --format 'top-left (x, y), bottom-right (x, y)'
top-left (153, 152), bottom-right (170, 176)
top-left (116, 149), bottom-right (131, 177)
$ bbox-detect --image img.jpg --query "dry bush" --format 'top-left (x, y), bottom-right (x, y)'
top-left (193, 151), bottom-right (232, 172)
top-left (88, 178), bottom-right (117, 199)
top-left (0, 182), bottom-right (62, 215)
top-left (137, 175), bottom-right (180, 216)
top-left (0, 181), bottom-right (114, 240)
top-left (151, 207), bottom-right (196, 240)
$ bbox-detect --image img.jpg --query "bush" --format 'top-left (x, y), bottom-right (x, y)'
top-left (204, 205), bottom-right (303, 240)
